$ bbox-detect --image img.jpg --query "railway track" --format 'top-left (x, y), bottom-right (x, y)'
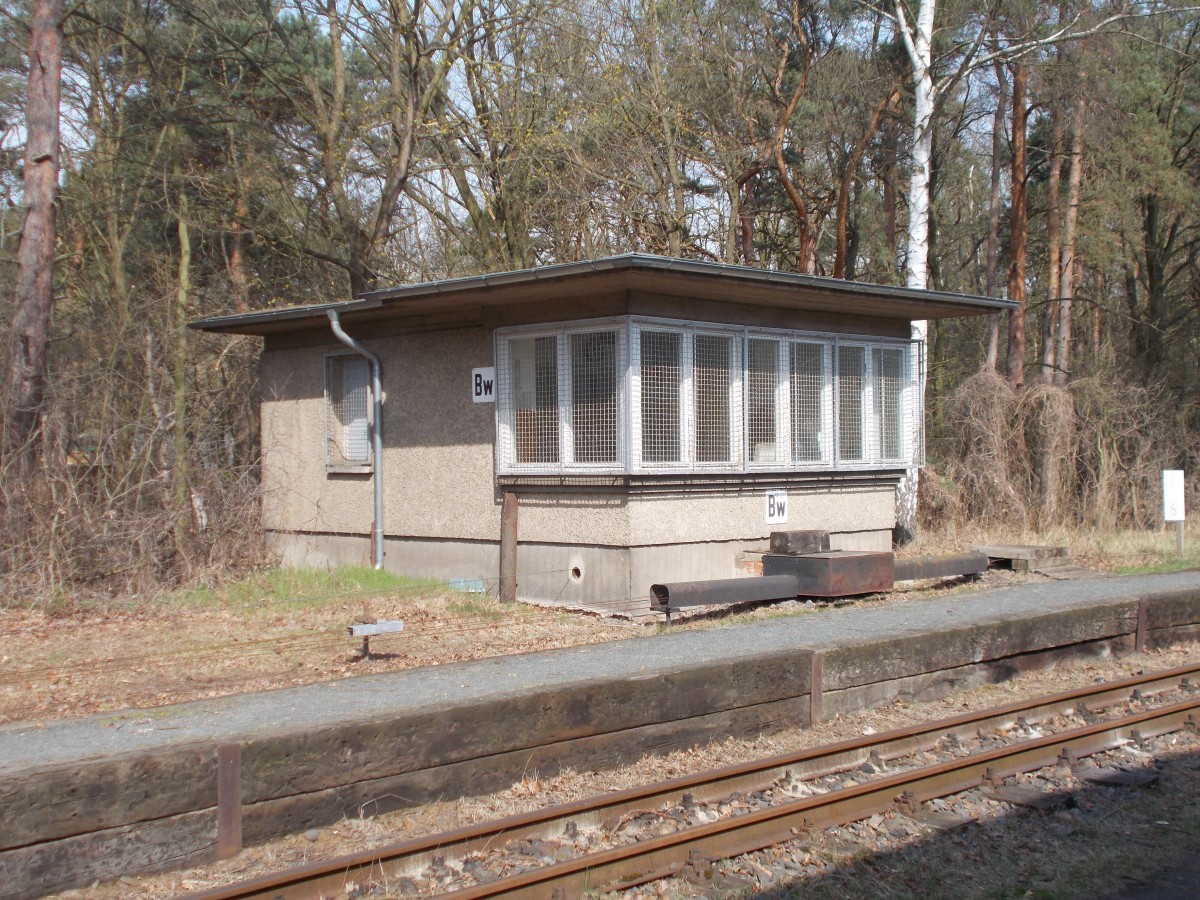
top-left (184, 663), bottom-right (1200, 900)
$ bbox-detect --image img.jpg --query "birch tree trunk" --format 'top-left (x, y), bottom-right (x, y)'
top-left (3, 0), bottom-right (64, 483)
top-left (1055, 94), bottom-right (1085, 386)
top-left (894, 0), bottom-right (936, 544)
top-left (1006, 60), bottom-right (1029, 388)
top-left (985, 55), bottom-right (1007, 370)
top-left (1040, 98), bottom-right (1064, 382)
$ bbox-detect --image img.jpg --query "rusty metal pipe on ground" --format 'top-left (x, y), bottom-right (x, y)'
top-left (650, 575), bottom-right (801, 624)
top-left (893, 550), bottom-right (989, 582)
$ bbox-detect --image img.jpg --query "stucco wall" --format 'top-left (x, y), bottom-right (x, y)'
top-left (261, 327), bottom-right (636, 548)
top-left (259, 309), bottom-right (904, 594)
top-left (624, 482), bottom-right (894, 546)
top-left (261, 328), bottom-right (500, 542)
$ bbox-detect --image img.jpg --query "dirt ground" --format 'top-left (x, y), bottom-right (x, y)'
top-left (0, 568), bottom-right (1030, 726)
top-left (4, 520), bottom-right (1193, 727)
top-left (0, 587), bottom-right (625, 724)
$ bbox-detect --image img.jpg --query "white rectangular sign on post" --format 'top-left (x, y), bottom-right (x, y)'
top-left (765, 490), bottom-right (788, 525)
top-left (472, 367), bottom-right (496, 403)
top-left (1163, 469), bottom-right (1186, 522)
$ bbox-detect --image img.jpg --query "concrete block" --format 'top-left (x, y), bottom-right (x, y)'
top-left (769, 530), bottom-right (831, 555)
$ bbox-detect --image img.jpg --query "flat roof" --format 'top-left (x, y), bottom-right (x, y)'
top-left (190, 254), bottom-right (1016, 336)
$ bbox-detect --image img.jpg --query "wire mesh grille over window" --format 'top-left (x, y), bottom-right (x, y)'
top-left (511, 336), bottom-right (560, 464)
top-left (694, 334), bottom-right (732, 463)
top-left (791, 341), bottom-right (826, 463)
top-left (640, 330), bottom-right (682, 463)
top-left (571, 331), bottom-right (619, 463)
top-left (747, 338), bottom-right (779, 463)
top-left (326, 355), bottom-right (371, 466)
top-left (838, 344), bottom-right (866, 462)
top-left (497, 318), bottom-right (918, 474)
top-left (874, 346), bottom-right (905, 460)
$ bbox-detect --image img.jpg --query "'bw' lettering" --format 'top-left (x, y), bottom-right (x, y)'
top-left (474, 374), bottom-right (493, 398)
top-left (769, 496), bottom-right (786, 517)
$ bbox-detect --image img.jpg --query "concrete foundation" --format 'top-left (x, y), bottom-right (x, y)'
top-left (267, 527), bottom-right (894, 613)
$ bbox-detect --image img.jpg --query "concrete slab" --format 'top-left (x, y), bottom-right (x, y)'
top-left (976, 544), bottom-right (1072, 574)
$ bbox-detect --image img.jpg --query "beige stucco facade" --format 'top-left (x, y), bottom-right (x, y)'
top-left (259, 298), bottom-right (902, 612)
top-left (192, 256), bottom-right (1013, 613)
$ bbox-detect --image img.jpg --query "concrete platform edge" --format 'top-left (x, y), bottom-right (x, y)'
top-left (2, 574), bottom-right (1199, 898)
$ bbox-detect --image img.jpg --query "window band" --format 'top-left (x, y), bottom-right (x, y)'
top-left (494, 317), bottom-right (920, 476)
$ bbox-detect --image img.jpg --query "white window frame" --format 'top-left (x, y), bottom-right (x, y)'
top-left (494, 316), bottom-right (918, 476)
top-left (744, 334), bottom-right (787, 469)
top-left (835, 339), bottom-right (873, 466)
top-left (787, 336), bottom-right (835, 468)
top-left (873, 343), bottom-right (910, 466)
top-left (909, 339), bottom-right (926, 468)
top-left (630, 319), bottom-right (743, 472)
top-left (495, 320), bottom-right (628, 474)
top-left (324, 352), bottom-right (373, 473)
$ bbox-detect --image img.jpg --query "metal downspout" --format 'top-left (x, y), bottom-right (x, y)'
top-left (327, 309), bottom-right (385, 570)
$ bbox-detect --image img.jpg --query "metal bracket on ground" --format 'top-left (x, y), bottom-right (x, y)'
top-left (348, 620), bottom-right (405, 657)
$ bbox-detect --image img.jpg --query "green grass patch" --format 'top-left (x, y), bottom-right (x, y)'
top-left (1112, 556), bottom-right (1200, 576)
top-left (168, 566), bottom-right (442, 611)
top-left (446, 595), bottom-right (506, 619)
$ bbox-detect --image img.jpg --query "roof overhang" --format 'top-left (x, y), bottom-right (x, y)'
top-left (189, 254), bottom-right (1016, 336)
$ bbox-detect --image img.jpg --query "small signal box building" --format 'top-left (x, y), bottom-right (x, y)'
top-left (192, 255), bottom-right (1012, 612)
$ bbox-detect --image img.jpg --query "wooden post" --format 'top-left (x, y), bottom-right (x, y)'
top-left (216, 743), bottom-right (242, 859)
top-left (809, 651), bottom-right (824, 726)
top-left (1177, 521), bottom-right (1186, 557)
top-left (499, 491), bottom-right (518, 603)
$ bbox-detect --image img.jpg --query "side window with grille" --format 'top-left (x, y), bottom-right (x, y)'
top-left (837, 344), bottom-right (867, 463)
top-left (497, 327), bottom-right (622, 471)
top-left (746, 338), bottom-right (781, 464)
top-left (639, 329), bottom-right (683, 463)
top-left (873, 346), bottom-right (907, 462)
top-left (510, 336), bottom-right (560, 464)
top-left (325, 354), bottom-right (371, 470)
top-left (495, 318), bottom-right (918, 474)
top-left (692, 333), bottom-right (736, 464)
top-left (571, 331), bottom-right (619, 464)
top-left (790, 341), bottom-right (829, 464)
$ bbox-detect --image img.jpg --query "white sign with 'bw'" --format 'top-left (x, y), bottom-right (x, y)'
top-left (765, 490), bottom-right (788, 525)
top-left (472, 367), bottom-right (496, 403)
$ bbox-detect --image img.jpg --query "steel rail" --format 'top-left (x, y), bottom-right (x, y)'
top-left (442, 698), bottom-right (1199, 899)
top-left (181, 664), bottom-right (1200, 900)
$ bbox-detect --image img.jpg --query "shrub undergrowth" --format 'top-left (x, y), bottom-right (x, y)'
top-left (924, 365), bottom-right (1196, 534)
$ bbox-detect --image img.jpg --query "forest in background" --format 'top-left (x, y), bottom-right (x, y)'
top-left (0, 0), bottom-right (1197, 603)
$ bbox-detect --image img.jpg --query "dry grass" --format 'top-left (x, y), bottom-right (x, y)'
top-left (898, 518), bottom-right (1200, 574)
top-left (0, 568), bottom-right (633, 725)
top-left (927, 367), bottom-right (1194, 534)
